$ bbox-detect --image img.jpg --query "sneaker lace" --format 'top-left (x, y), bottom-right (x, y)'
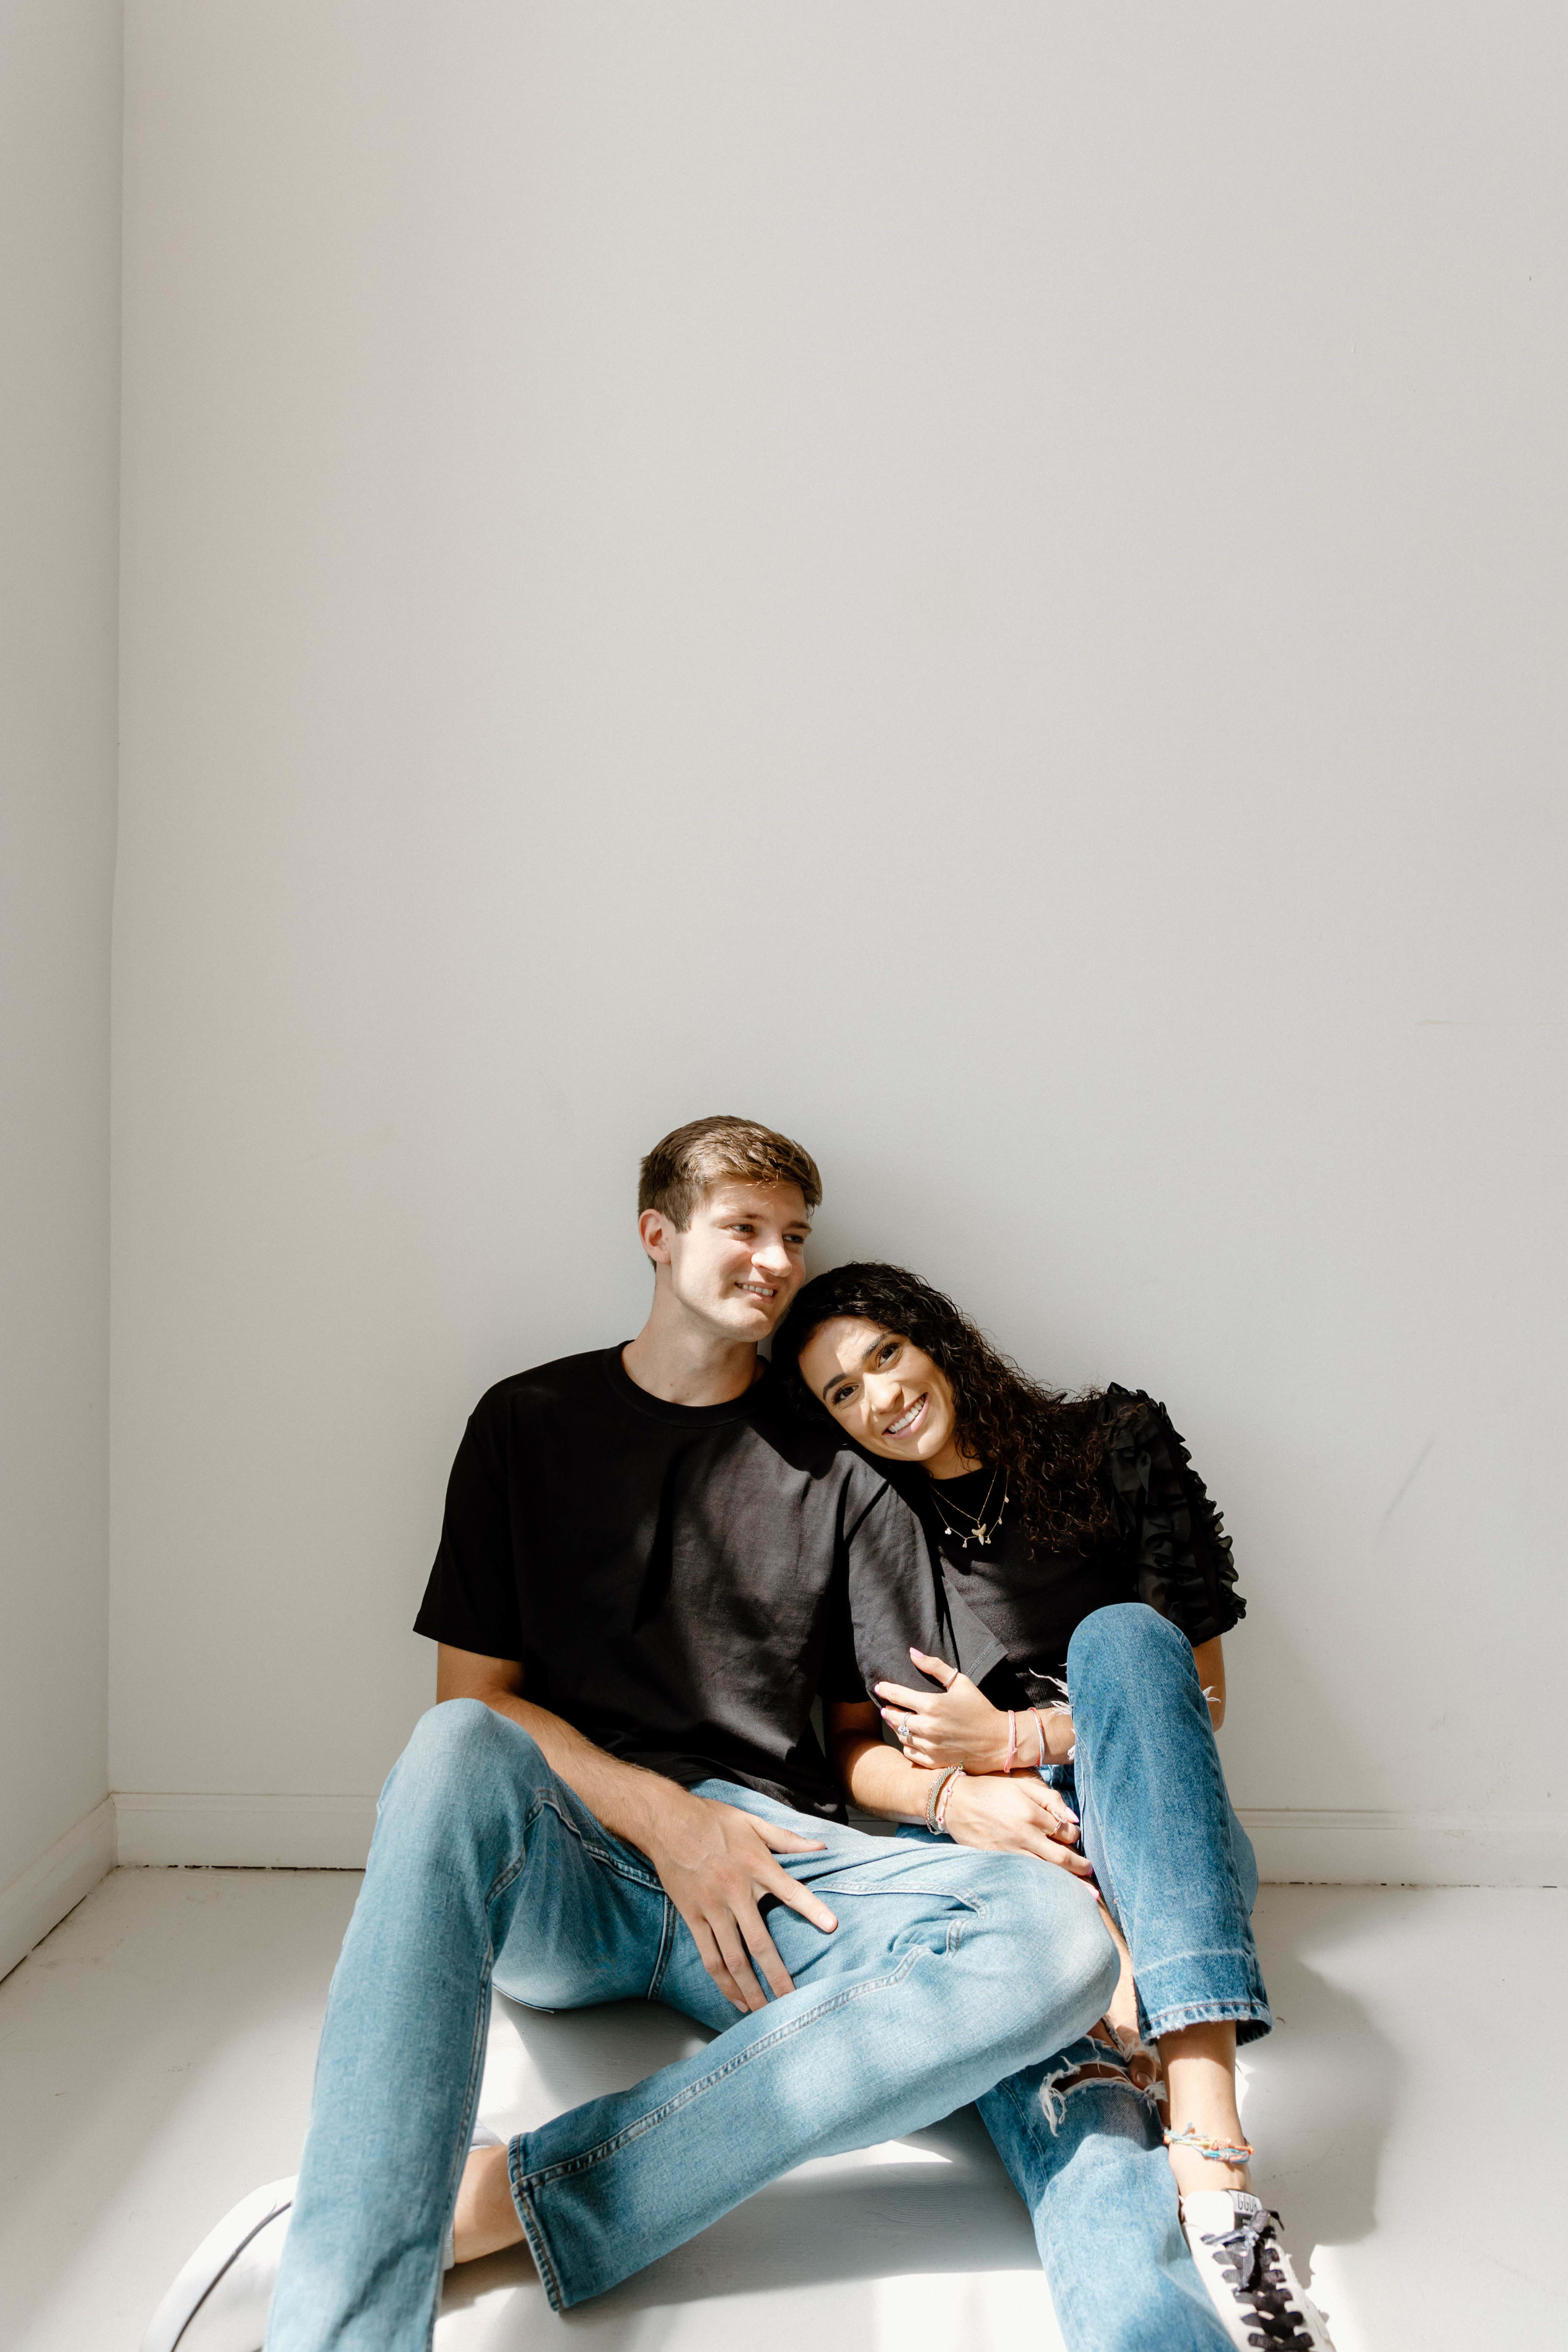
top-left (1202, 2208), bottom-right (1315, 2349)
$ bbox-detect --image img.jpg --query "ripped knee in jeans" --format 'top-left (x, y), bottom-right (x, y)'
top-left (1037, 2032), bottom-right (1168, 2132)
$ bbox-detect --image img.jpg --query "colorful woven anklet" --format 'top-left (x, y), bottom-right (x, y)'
top-left (1163, 2125), bottom-right (1254, 2164)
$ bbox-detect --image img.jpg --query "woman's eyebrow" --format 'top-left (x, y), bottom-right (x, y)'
top-left (820, 1333), bottom-right (891, 1402)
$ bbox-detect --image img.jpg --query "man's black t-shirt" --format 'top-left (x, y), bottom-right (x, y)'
top-left (414, 1347), bottom-right (922, 1819)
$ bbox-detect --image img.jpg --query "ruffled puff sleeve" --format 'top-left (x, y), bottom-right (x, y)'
top-left (1099, 1384), bottom-right (1245, 1646)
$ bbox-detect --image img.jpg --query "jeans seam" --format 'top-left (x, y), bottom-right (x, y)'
top-left (485, 1789), bottom-right (662, 1911)
top-left (517, 1949), bottom-right (922, 2188)
top-left (428, 1952), bottom-right (496, 2348)
top-left (1142, 1998), bottom-right (1272, 2037)
top-left (645, 1893), bottom-right (677, 2000)
top-left (508, 2167), bottom-right (563, 2310)
top-left (1134, 1944), bottom-right (1263, 1970)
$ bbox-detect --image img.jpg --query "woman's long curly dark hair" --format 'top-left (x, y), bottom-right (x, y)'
top-left (773, 1262), bottom-right (1116, 1555)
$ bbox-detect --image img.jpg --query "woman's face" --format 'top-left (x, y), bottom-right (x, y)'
top-left (797, 1316), bottom-right (971, 1477)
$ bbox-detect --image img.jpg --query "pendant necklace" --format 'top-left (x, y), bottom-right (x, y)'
top-left (930, 1465), bottom-right (1009, 1550)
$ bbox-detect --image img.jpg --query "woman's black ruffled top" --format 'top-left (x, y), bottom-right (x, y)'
top-left (1097, 1383), bottom-right (1245, 1649)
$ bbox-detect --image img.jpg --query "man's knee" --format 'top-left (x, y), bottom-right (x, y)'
top-left (1051, 1889), bottom-right (1120, 2023)
top-left (989, 1866), bottom-right (1120, 2032)
top-left (1066, 1601), bottom-right (1188, 1690)
top-left (383, 1698), bottom-right (545, 1817)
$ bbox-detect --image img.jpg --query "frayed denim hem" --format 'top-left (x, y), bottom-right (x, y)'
top-left (1140, 1996), bottom-right (1272, 2046)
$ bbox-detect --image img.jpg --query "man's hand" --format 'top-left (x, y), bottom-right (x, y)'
top-left (643, 1789), bottom-right (839, 2011)
top-left (942, 1772), bottom-right (1094, 1878)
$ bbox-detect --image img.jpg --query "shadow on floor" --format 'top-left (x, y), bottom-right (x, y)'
top-left (460, 1993), bottom-right (1038, 2310)
top-left (1247, 1889), bottom-right (1400, 2258)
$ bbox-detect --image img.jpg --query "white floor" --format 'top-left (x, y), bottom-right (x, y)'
top-left (0, 1871), bottom-right (1561, 2351)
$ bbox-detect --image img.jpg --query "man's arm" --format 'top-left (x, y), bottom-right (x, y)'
top-left (436, 1645), bottom-right (839, 2012)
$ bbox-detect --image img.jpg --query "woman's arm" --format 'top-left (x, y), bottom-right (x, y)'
top-left (876, 1634), bottom-right (1227, 1769)
top-left (827, 1700), bottom-right (1093, 1875)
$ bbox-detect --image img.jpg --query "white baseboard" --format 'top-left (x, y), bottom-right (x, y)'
top-left (115, 1790), bottom-right (377, 1869)
top-left (0, 1797), bottom-right (117, 1982)
top-left (102, 1793), bottom-right (1566, 1886)
top-left (1238, 1808), bottom-right (1565, 1888)
top-left (859, 1801), bottom-right (1563, 1886)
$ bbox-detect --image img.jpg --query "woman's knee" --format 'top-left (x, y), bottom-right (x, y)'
top-left (1066, 1601), bottom-right (1187, 1691)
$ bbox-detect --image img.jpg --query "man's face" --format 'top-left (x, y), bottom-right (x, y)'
top-left (647, 1180), bottom-right (811, 1342)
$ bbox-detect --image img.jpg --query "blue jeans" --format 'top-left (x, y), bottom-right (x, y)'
top-left (903, 1603), bottom-right (1271, 2352)
top-left (266, 1697), bottom-right (1120, 2348)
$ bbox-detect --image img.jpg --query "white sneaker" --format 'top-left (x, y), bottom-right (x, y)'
top-left (1180, 2191), bottom-right (1337, 2350)
top-left (138, 2126), bottom-right (508, 2350)
top-left (138, 2177), bottom-right (294, 2352)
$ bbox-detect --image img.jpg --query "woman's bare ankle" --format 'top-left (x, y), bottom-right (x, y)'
top-left (452, 2143), bottom-right (530, 2266)
top-left (1165, 2140), bottom-right (1251, 2199)
top-left (1158, 2022), bottom-right (1250, 2203)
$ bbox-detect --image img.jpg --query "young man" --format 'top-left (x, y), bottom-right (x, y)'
top-left (142, 1115), bottom-right (1118, 2352)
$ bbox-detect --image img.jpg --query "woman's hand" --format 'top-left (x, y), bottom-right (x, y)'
top-left (874, 1650), bottom-right (1011, 1770)
top-left (942, 1772), bottom-right (1094, 1878)
top-left (875, 1648), bottom-right (1067, 1772)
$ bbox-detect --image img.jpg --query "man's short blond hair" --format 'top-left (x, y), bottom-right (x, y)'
top-left (638, 1116), bottom-right (822, 1232)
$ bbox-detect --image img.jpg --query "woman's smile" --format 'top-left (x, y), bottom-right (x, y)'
top-left (882, 1393), bottom-right (928, 1439)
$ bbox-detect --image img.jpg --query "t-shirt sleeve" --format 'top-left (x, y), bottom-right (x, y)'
top-left (1100, 1387), bottom-right (1245, 1647)
top-left (817, 1581), bottom-right (868, 1704)
top-left (839, 1466), bottom-right (953, 1703)
top-left (413, 1392), bottom-right (526, 1662)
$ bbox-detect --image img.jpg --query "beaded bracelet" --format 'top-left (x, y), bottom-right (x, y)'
top-left (1163, 2126), bottom-right (1254, 2165)
top-left (934, 1764), bottom-right (965, 1831)
top-left (926, 1765), bottom-right (962, 1833)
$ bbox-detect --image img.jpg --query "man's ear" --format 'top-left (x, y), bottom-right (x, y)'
top-left (637, 1207), bottom-right (676, 1267)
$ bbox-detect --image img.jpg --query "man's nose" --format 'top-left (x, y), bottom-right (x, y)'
top-left (752, 1237), bottom-right (793, 1274)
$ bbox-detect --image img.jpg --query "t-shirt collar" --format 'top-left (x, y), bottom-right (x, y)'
top-left (600, 1345), bottom-right (775, 1428)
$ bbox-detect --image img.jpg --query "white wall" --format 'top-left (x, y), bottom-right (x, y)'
top-left (114, 5), bottom-right (1567, 1860)
top-left (0, 0), bottom-right (121, 1895)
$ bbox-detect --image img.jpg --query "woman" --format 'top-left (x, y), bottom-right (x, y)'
top-left (774, 1262), bottom-right (1334, 2352)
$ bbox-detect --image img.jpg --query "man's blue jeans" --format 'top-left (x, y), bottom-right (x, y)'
top-left (904, 1604), bottom-right (1272, 2352)
top-left (266, 1699), bottom-right (1120, 2349)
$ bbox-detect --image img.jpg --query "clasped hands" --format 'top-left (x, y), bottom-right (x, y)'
top-left (875, 1646), bottom-right (1071, 1771)
top-left (876, 1649), bottom-right (1089, 1876)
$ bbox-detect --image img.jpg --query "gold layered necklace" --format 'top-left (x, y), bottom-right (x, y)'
top-left (929, 1465), bottom-right (1009, 1550)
